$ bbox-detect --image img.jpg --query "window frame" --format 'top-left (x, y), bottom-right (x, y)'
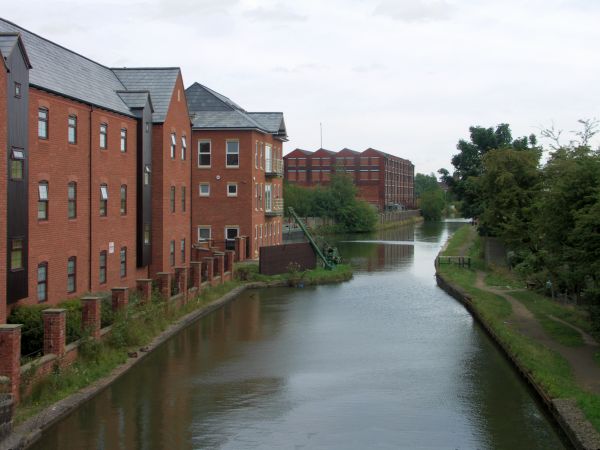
top-left (120, 128), bottom-right (127, 152)
top-left (170, 186), bottom-right (176, 213)
top-left (100, 184), bottom-right (108, 217)
top-left (10, 148), bottom-right (25, 181)
top-left (37, 262), bottom-right (48, 302)
top-left (68, 115), bottom-right (77, 144)
top-left (227, 182), bottom-right (238, 197)
top-left (99, 123), bottom-right (108, 149)
top-left (38, 108), bottom-right (49, 139)
top-left (226, 140), bottom-right (240, 168)
top-left (120, 184), bottom-right (127, 215)
top-left (99, 251), bottom-right (107, 284)
top-left (120, 247), bottom-right (127, 278)
top-left (170, 240), bottom-right (175, 267)
top-left (170, 133), bottom-right (176, 159)
top-left (181, 186), bottom-right (186, 212)
top-left (38, 181), bottom-right (49, 221)
top-left (197, 226), bottom-right (211, 242)
top-left (180, 238), bottom-right (185, 263)
top-left (68, 182), bottom-right (77, 219)
top-left (181, 136), bottom-right (187, 161)
top-left (198, 140), bottom-right (211, 168)
top-left (67, 256), bottom-right (76, 293)
top-left (199, 183), bottom-right (210, 197)
top-left (10, 239), bottom-right (24, 271)
top-left (14, 82), bottom-right (21, 98)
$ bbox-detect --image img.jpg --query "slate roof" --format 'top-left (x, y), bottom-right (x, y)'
top-left (0, 18), bottom-right (132, 116)
top-left (117, 91), bottom-right (154, 111)
top-left (112, 68), bottom-right (180, 123)
top-left (186, 82), bottom-right (287, 139)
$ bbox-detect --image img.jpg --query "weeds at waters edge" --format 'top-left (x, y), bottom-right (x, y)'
top-left (15, 281), bottom-right (241, 424)
top-left (439, 231), bottom-right (600, 433)
top-left (235, 263), bottom-right (353, 285)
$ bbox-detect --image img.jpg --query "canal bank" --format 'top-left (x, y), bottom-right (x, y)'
top-left (23, 222), bottom-right (569, 449)
top-left (436, 226), bottom-right (600, 450)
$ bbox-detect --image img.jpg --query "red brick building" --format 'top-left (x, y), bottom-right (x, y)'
top-left (186, 83), bottom-right (287, 259)
top-left (0, 19), bottom-right (192, 322)
top-left (284, 147), bottom-right (415, 211)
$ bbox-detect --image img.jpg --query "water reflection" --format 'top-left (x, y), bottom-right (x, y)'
top-left (32, 221), bottom-right (568, 450)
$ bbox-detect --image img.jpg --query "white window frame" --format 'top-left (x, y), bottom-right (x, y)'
top-left (227, 182), bottom-right (238, 197)
top-left (265, 144), bottom-right (272, 172)
top-left (197, 226), bottom-right (211, 241)
top-left (199, 183), bottom-right (210, 197)
top-left (255, 142), bottom-right (259, 168)
top-left (225, 226), bottom-right (240, 243)
top-left (100, 185), bottom-right (109, 201)
top-left (198, 140), bottom-right (211, 168)
top-left (170, 133), bottom-right (177, 159)
top-left (181, 135), bottom-right (187, 160)
top-left (226, 140), bottom-right (240, 168)
top-left (264, 184), bottom-right (272, 211)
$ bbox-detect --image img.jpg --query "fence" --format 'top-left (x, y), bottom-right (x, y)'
top-left (259, 242), bottom-right (317, 275)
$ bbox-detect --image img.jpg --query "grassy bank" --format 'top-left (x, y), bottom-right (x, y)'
top-left (235, 262), bottom-right (353, 286)
top-left (438, 226), bottom-right (600, 432)
top-left (376, 215), bottom-right (423, 231)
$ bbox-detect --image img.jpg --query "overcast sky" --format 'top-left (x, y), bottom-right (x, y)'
top-left (7, 0), bottom-right (600, 175)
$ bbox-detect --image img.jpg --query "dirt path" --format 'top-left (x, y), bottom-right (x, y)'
top-left (475, 271), bottom-right (600, 394)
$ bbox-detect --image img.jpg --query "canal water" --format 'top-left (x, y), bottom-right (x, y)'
top-left (32, 221), bottom-right (568, 450)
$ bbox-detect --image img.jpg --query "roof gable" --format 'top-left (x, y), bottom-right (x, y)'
top-left (112, 68), bottom-right (180, 123)
top-left (285, 148), bottom-right (313, 158)
top-left (313, 148), bottom-right (336, 157)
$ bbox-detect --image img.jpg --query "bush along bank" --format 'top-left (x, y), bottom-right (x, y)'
top-left (436, 225), bottom-right (600, 450)
top-left (2, 263), bottom-right (354, 449)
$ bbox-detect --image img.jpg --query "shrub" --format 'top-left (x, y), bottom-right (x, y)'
top-left (8, 305), bottom-right (46, 358)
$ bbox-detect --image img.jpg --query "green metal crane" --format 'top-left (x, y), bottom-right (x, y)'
top-left (287, 207), bottom-right (341, 270)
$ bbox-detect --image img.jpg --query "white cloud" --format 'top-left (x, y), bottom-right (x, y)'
top-left (373, 0), bottom-right (456, 22)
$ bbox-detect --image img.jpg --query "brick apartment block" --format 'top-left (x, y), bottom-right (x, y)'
top-left (284, 147), bottom-right (415, 211)
top-left (186, 83), bottom-right (287, 259)
top-left (0, 19), bottom-right (192, 322)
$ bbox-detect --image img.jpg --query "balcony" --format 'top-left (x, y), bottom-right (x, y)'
top-left (265, 198), bottom-right (284, 216)
top-left (265, 158), bottom-right (283, 177)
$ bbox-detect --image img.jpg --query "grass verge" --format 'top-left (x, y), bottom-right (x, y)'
top-left (438, 230), bottom-right (600, 433)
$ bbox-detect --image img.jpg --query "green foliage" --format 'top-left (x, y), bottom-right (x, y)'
top-left (420, 189), bottom-right (445, 221)
top-left (284, 173), bottom-right (378, 232)
top-left (414, 173), bottom-right (440, 198)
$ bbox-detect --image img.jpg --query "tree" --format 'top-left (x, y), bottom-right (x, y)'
top-left (414, 173), bottom-right (439, 198)
top-left (420, 189), bottom-right (445, 221)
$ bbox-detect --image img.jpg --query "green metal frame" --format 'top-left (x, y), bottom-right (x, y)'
top-left (287, 207), bottom-right (335, 270)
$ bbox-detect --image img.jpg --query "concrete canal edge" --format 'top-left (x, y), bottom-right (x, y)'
top-left (0, 280), bottom-right (297, 450)
top-left (435, 261), bottom-right (600, 450)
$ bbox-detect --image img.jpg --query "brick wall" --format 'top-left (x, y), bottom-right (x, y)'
top-left (259, 242), bottom-right (316, 275)
top-left (0, 65), bottom-right (7, 323)
top-left (150, 73), bottom-right (191, 277)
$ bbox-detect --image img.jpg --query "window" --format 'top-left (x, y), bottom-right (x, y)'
top-left (181, 136), bottom-right (187, 160)
top-left (260, 143), bottom-right (264, 169)
top-left (68, 115), bottom-right (77, 144)
top-left (255, 183), bottom-right (259, 209)
top-left (68, 182), bottom-right (77, 219)
top-left (170, 240), bottom-right (175, 266)
top-left (38, 181), bottom-right (49, 220)
top-left (120, 185), bottom-right (127, 215)
top-left (265, 144), bottom-right (272, 172)
top-left (144, 165), bottom-right (151, 185)
top-left (199, 183), bottom-right (210, 197)
top-left (14, 82), bottom-right (21, 98)
top-left (99, 251), bottom-right (107, 284)
top-left (67, 257), bottom-right (76, 293)
top-left (227, 183), bottom-right (238, 197)
top-left (226, 140), bottom-right (239, 167)
top-left (181, 186), bottom-right (186, 212)
top-left (198, 140), bottom-right (211, 167)
top-left (255, 142), bottom-right (259, 168)
top-left (144, 223), bottom-right (151, 245)
top-left (99, 123), bottom-right (107, 149)
top-left (181, 238), bottom-right (185, 263)
top-left (170, 186), bottom-right (176, 212)
top-left (265, 184), bottom-right (272, 211)
top-left (38, 108), bottom-right (48, 139)
top-left (260, 183), bottom-right (263, 210)
top-left (100, 184), bottom-right (108, 216)
top-left (10, 239), bottom-right (23, 270)
top-left (198, 226), bottom-right (211, 241)
top-left (170, 133), bottom-right (176, 159)
top-left (225, 227), bottom-right (239, 250)
top-left (120, 247), bottom-right (127, 278)
top-left (37, 263), bottom-right (48, 302)
top-left (120, 129), bottom-right (127, 152)
top-left (10, 148), bottom-right (24, 180)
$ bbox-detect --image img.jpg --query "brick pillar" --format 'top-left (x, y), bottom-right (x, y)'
top-left (111, 287), bottom-right (129, 313)
top-left (190, 261), bottom-right (202, 290)
top-left (174, 267), bottom-right (188, 301)
top-left (157, 272), bottom-right (171, 299)
top-left (202, 257), bottom-right (214, 285)
top-left (136, 279), bottom-right (153, 304)
top-left (225, 250), bottom-right (236, 275)
top-left (215, 253), bottom-right (225, 284)
top-left (43, 309), bottom-right (66, 357)
top-left (235, 237), bottom-right (245, 262)
top-left (0, 325), bottom-right (22, 403)
top-left (81, 297), bottom-right (101, 340)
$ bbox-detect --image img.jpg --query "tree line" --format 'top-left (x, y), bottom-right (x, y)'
top-left (283, 174), bottom-right (378, 233)
top-left (440, 121), bottom-right (600, 331)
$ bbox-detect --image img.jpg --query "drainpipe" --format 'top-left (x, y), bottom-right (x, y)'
top-left (89, 106), bottom-right (93, 291)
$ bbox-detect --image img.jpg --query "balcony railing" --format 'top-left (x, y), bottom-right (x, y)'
top-left (265, 198), bottom-right (284, 216)
top-left (265, 158), bottom-right (283, 177)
